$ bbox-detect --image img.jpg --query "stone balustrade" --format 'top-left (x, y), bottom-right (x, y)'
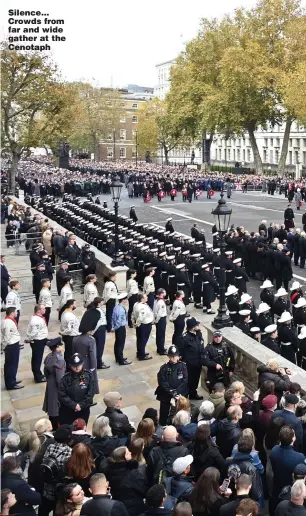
top-left (10, 196), bottom-right (128, 292)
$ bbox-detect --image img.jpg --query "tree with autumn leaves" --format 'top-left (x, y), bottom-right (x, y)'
top-left (167, 0), bottom-right (306, 175)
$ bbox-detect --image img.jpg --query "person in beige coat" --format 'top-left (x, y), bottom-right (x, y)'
top-left (42, 228), bottom-right (53, 257)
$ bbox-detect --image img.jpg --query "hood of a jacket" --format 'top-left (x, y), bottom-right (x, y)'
top-left (231, 451), bottom-right (253, 462)
top-left (209, 393), bottom-right (225, 408)
top-left (218, 418), bottom-right (239, 434)
top-left (178, 423), bottom-right (197, 440)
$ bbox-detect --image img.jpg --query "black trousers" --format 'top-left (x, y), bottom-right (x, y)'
top-left (49, 416), bottom-right (59, 431)
top-left (172, 315), bottom-right (185, 344)
top-left (137, 323), bottom-right (152, 359)
top-left (63, 335), bottom-right (74, 365)
top-left (159, 400), bottom-right (171, 426)
top-left (114, 326), bottom-right (126, 363)
top-left (30, 339), bottom-right (47, 381)
top-left (106, 299), bottom-right (116, 332)
top-left (156, 317), bottom-right (167, 352)
top-left (1, 281), bottom-right (8, 303)
top-left (38, 496), bottom-right (55, 516)
top-left (147, 292), bottom-right (155, 310)
top-left (44, 307), bottom-right (51, 326)
top-left (187, 363), bottom-right (202, 397)
top-left (4, 342), bottom-right (20, 389)
top-left (128, 294), bottom-right (138, 327)
top-left (94, 325), bottom-right (106, 367)
top-left (59, 405), bottom-right (90, 425)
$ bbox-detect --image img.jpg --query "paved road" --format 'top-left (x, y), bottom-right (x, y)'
top-left (103, 188), bottom-right (306, 286)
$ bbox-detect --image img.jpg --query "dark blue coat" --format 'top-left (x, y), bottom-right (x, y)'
top-left (272, 409), bottom-right (303, 451)
top-left (270, 445), bottom-right (306, 494)
top-left (1, 472), bottom-right (41, 515)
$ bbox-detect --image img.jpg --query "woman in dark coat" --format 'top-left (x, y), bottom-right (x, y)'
top-left (102, 446), bottom-right (148, 515)
top-left (42, 337), bottom-right (66, 430)
top-left (187, 426), bottom-right (225, 482)
top-left (1, 456), bottom-right (41, 516)
top-left (90, 415), bottom-right (126, 469)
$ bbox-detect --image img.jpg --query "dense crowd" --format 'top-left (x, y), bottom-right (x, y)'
top-left (3, 163), bottom-right (306, 516)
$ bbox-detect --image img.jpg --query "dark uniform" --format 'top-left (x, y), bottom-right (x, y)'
top-left (284, 206), bottom-right (295, 231)
top-left (262, 333), bottom-right (280, 355)
top-left (203, 333), bottom-right (235, 392)
top-left (297, 330), bottom-right (306, 369)
top-left (233, 263), bottom-right (249, 296)
top-left (42, 337), bottom-right (66, 430)
top-left (80, 246), bottom-right (96, 283)
top-left (155, 346), bottom-right (188, 426)
top-left (226, 290), bottom-right (240, 325)
top-left (278, 322), bottom-right (299, 365)
top-left (129, 207), bottom-right (138, 223)
top-left (178, 324), bottom-right (205, 400)
top-left (56, 263), bottom-right (71, 295)
top-left (58, 353), bottom-right (95, 425)
top-left (201, 266), bottom-right (218, 313)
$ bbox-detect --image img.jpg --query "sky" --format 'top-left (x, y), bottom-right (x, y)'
top-left (3, 0), bottom-right (261, 88)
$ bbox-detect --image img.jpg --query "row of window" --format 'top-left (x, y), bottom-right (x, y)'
top-left (119, 115), bottom-right (138, 123)
top-left (106, 101), bottom-right (139, 109)
top-left (217, 137), bottom-right (306, 148)
top-left (107, 129), bottom-right (137, 141)
top-left (106, 147), bottom-right (137, 159)
top-left (214, 147), bottom-right (306, 165)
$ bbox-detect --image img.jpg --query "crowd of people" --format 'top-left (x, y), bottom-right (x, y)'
top-left (3, 160), bottom-right (306, 516)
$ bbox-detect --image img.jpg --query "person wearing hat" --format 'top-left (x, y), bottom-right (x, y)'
top-left (32, 263), bottom-right (49, 304)
top-left (42, 337), bottom-right (65, 430)
top-left (204, 330), bottom-right (235, 392)
top-left (239, 293), bottom-right (259, 327)
top-left (278, 463), bottom-right (306, 504)
top-left (262, 324), bottom-right (280, 354)
top-left (103, 272), bottom-right (119, 332)
top-left (233, 258), bottom-right (249, 296)
top-left (257, 303), bottom-right (273, 334)
top-left (175, 263), bottom-right (191, 306)
top-left (272, 395), bottom-right (304, 453)
top-left (1, 307), bottom-right (24, 391)
top-left (164, 455), bottom-right (194, 503)
top-left (200, 263), bottom-right (218, 315)
top-left (111, 292), bottom-right (131, 365)
top-left (58, 353), bottom-right (95, 425)
top-left (165, 218), bottom-right (174, 233)
top-left (249, 327), bottom-right (261, 343)
top-left (290, 281), bottom-right (303, 307)
top-left (293, 298), bottom-right (306, 334)
top-left (273, 288), bottom-right (290, 319)
top-left (297, 327), bottom-right (306, 370)
top-left (284, 203), bottom-right (295, 232)
top-left (260, 279), bottom-right (274, 312)
top-left (56, 260), bottom-right (71, 296)
top-left (80, 244), bottom-right (96, 284)
top-left (143, 267), bottom-right (156, 310)
top-left (225, 285), bottom-right (240, 325)
top-left (155, 345), bottom-right (188, 425)
top-left (177, 317), bottom-right (205, 401)
top-left (72, 315), bottom-right (100, 393)
top-left (169, 290), bottom-right (187, 345)
top-left (153, 288), bottom-right (168, 355)
top-left (278, 311), bottom-right (299, 364)
top-left (235, 310), bottom-right (251, 336)
top-left (190, 254), bottom-right (203, 309)
top-left (224, 251), bottom-right (234, 288)
top-left (129, 205), bottom-right (138, 223)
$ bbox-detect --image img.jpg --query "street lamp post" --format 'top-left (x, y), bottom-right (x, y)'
top-left (211, 191), bottom-right (233, 329)
top-left (110, 175), bottom-right (123, 267)
top-left (113, 129), bottom-right (116, 161)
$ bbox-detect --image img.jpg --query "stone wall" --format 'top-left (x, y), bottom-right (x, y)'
top-left (201, 316), bottom-right (306, 396)
top-left (10, 196), bottom-right (128, 293)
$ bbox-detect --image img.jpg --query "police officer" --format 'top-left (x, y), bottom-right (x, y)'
top-left (80, 244), bottom-right (96, 284)
top-left (203, 330), bottom-right (235, 392)
top-left (177, 317), bottom-right (205, 400)
top-left (42, 337), bottom-right (66, 430)
top-left (58, 353), bottom-right (95, 425)
top-left (155, 345), bottom-right (188, 426)
top-left (262, 324), bottom-right (280, 354)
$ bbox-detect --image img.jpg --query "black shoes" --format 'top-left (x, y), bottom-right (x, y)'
top-left (138, 355), bottom-right (153, 361)
top-left (35, 377), bottom-right (46, 383)
top-left (207, 310), bottom-right (216, 315)
top-left (98, 363), bottom-right (110, 369)
top-left (194, 303), bottom-right (203, 309)
top-left (157, 350), bottom-right (167, 355)
top-left (189, 393), bottom-right (204, 400)
top-left (119, 359), bottom-right (132, 365)
top-left (8, 384), bottom-right (24, 390)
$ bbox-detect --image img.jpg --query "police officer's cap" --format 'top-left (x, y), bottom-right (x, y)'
top-left (213, 330), bottom-right (222, 338)
top-left (47, 336), bottom-right (62, 349)
top-left (68, 353), bottom-right (84, 366)
top-left (186, 317), bottom-right (200, 329)
top-left (167, 345), bottom-right (180, 356)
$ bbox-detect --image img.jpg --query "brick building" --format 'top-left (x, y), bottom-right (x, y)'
top-left (99, 88), bottom-right (153, 161)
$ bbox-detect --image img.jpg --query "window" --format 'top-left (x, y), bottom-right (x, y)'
top-left (119, 147), bottom-right (126, 158)
top-left (228, 149), bottom-right (231, 161)
top-left (303, 152), bottom-right (306, 166)
top-left (269, 150), bottom-right (273, 162)
top-left (296, 139), bottom-right (300, 148)
top-left (275, 150), bottom-right (279, 163)
top-left (107, 147), bottom-right (113, 158)
top-left (264, 138), bottom-right (268, 147)
top-left (219, 149), bottom-right (222, 160)
top-left (295, 151), bottom-right (299, 164)
top-left (215, 149), bottom-right (218, 159)
top-left (132, 147), bottom-right (137, 158)
top-left (237, 149), bottom-right (240, 160)
top-left (263, 149), bottom-right (267, 162)
top-left (107, 133), bottom-right (112, 141)
top-left (132, 103), bottom-right (138, 109)
top-left (132, 115), bottom-right (138, 123)
top-left (247, 149), bottom-right (251, 162)
top-left (289, 138), bottom-right (292, 147)
top-left (276, 137), bottom-right (280, 147)
top-left (243, 149), bottom-right (246, 161)
top-left (289, 151), bottom-right (292, 164)
top-left (120, 129), bottom-right (126, 141)
top-left (120, 115), bottom-right (126, 123)
top-left (233, 149), bottom-right (236, 160)
top-left (303, 139), bottom-right (306, 148)
top-left (270, 138), bottom-right (273, 146)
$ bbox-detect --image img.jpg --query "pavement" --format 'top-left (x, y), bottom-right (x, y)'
top-left (2, 187), bottom-right (305, 435)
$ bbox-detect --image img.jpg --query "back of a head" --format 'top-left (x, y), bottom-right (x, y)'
top-left (172, 410), bottom-right (190, 428)
top-left (4, 433), bottom-right (20, 450)
top-left (236, 474), bottom-right (252, 492)
top-left (237, 435), bottom-right (253, 455)
top-left (227, 405), bottom-right (242, 421)
top-left (162, 425), bottom-right (177, 442)
top-left (146, 484), bottom-right (166, 508)
top-left (199, 400), bottom-right (214, 418)
top-left (92, 416), bottom-right (112, 438)
top-left (110, 446), bottom-right (127, 463)
top-left (89, 473), bottom-right (107, 494)
top-left (172, 501), bottom-right (193, 516)
top-left (267, 358), bottom-right (279, 371)
top-left (279, 425), bottom-right (295, 446)
top-left (291, 480), bottom-right (306, 504)
top-left (236, 498), bottom-right (259, 516)
top-left (213, 383), bottom-right (225, 394)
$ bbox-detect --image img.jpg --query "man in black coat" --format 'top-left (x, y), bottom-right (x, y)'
top-left (204, 330), bottom-right (235, 392)
top-left (201, 263), bottom-right (218, 314)
top-left (129, 206), bottom-right (138, 223)
top-left (63, 237), bottom-right (80, 265)
top-left (99, 391), bottom-right (135, 438)
top-left (215, 405), bottom-right (242, 459)
top-left (284, 204), bottom-right (295, 231)
top-left (177, 317), bottom-right (205, 400)
top-left (0, 255), bottom-right (10, 305)
top-left (293, 230), bottom-right (301, 266)
top-left (220, 474), bottom-right (253, 516)
top-left (81, 473), bottom-right (129, 516)
top-left (56, 260), bottom-right (71, 295)
top-left (80, 244), bottom-right (96, 283)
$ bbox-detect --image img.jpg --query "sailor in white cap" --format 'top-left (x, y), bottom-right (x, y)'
top-left (297, 326), bottom-right (306, 370)
top-left (293, 297), bottom-right (306, 334)
top-left (256, 303), bottom-right (273, 333)
top-left (126, 269), bottom-right (139, 328)
top-left (249, 327), bottom-right (261, 343)
top-left (224, 251), bottom-right (234, 288)
top-left (278, 311), bottom-right (299, 364)
top-left (235, 309), bottom-right (251, 335)
top-left (260, 279), bottom-right (274, 309)
top-left (290, 281), bottom-right (303, 307)
top-left (273, 288), bottom-right (290, 319)
top-left (262, 324), bottom-right (280, 354)
top-left (225, 285), bottom-right (240, 324)
top-left (233, 257), bottom-right (249, 296)
top-left (190, 254), bottom-right (203, 309)
top-left (239, 293), bottom-right (259, 326)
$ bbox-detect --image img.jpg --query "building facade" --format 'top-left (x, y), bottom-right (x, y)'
top-left (98, 88), bottom-right (153, 161)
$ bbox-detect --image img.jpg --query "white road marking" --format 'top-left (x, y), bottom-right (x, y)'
top-left (151, 206), bottom-right (214, 226)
